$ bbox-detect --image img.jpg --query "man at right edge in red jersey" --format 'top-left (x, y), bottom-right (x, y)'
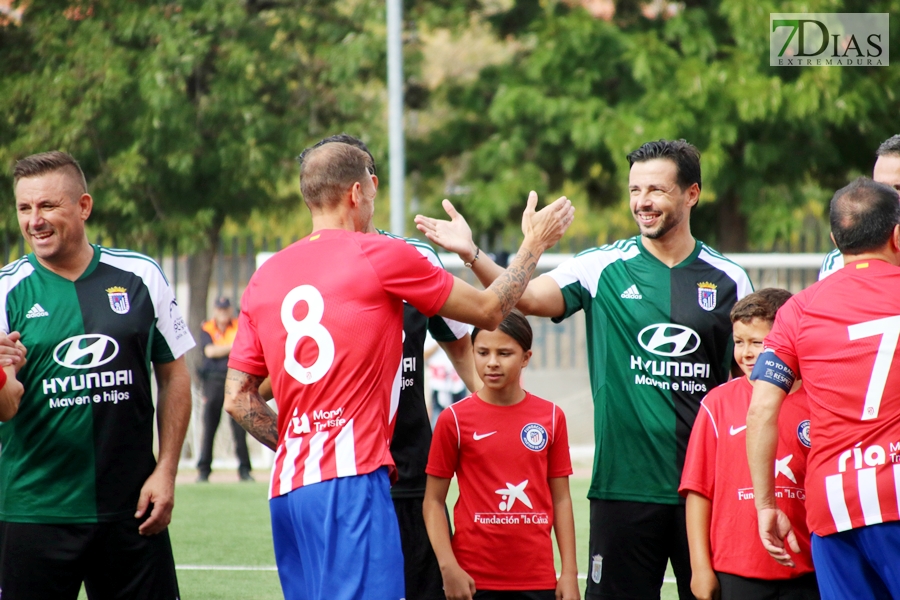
top-left (747, 177), bottom-right (900, 599)
top-left (223, 140), bottom-right (574, 600)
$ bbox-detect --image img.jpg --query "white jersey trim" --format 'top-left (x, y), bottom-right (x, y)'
top-left (700, 401), bottom-right (719, 439)
top-left (818, 248), bottom-right (843, 280)
top-left (409, 237), bottom-right (468, 340)
top-left (545, 240), bottom-right (641, 299)
top-left (0, 258), bottom-right (35, 334)
top-left (98, 249), bottom-right (195, 359)
top-left (697, 246), bottom-right (754, 300)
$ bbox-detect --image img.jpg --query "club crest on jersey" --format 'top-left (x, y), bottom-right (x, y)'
top-left (106, 286), bottom-right (130, 314)
top-left (521, 423), bottom-right (548, 452)
top-left (697, 282), bottom-right (717, 312)
top-left (797, 420), bottom-right (811, 448)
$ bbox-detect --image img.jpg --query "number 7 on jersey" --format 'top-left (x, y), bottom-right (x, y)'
top-left (847, 314), bottom-right (900, 421)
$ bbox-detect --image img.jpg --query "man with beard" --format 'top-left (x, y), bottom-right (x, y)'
top-left (415, 139), bottom-right (753, 599)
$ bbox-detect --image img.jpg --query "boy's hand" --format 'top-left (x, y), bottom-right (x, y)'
top-left (440, 563), bottom-right (476, 600)
top-left (690, 566), bottom-right (720, 600)
top-left (556, 572), bottom-right (580, 600)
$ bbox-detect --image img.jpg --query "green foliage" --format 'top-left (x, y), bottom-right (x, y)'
top-left (0, 0), bottom-right (386, 250)
top-left (409, 0), bottom-right (900, 250)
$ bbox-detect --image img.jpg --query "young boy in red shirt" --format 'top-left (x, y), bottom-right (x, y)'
top-left (424, 310), bottom-right (579, 600)
top-left (680, 288), bottom-right (819, 600)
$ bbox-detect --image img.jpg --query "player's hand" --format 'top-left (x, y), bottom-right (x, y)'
top-left (440, 563), bottom-right (476, 600)
top-left (414, 199), bottom-right (477, 260)
top-left (757, 507), bottom-right (799, 568)
top-left (556, 572), bottom-right (581, 600)
top-left (690, 566), bottom-right (720, 600)
top-left (521, 191), bottom-right (575, 252)
top-left (0, 331), bottom-right (26, 370)
top-left (135, 467), bottom-right (176, 535)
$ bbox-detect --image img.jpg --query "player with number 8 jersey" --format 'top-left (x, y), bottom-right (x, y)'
top-left (229, 229), bottom-right (454, 497)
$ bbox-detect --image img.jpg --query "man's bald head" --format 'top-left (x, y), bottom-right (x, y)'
top-left (13, 151), bottom-right (87, 199)
top-left (830, 177), bottom-right (900, 255)
top-left (298, 142), bottom-right (372, 210)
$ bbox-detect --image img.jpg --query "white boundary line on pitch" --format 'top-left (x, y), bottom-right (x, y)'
top-left (175, 565), bottom-right (677, 583)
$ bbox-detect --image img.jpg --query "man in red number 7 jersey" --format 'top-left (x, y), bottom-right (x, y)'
top-left (747, 177), bottom-right (900, 600)
top-left (223, 140), bottom-right (574, 600)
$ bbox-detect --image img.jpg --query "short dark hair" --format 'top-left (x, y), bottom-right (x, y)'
top-left (830, 177), bottom-right (900, 255)
top-left (876, 134), bottom-right (900, 158)
top-left (13, 150), bottom-right (87, 193)
top-left (731, 288), bottom-right (792, 325)
top-left (472, 309), bottom-right (533, 352)
top-left (626, 139), bottom-right (701, 191)
top-left (297, 134), bottom-right (375, 175)
top-left (298, 142), bottom-right (372, 209)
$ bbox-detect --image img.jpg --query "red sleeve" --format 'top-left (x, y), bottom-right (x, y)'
top-left (763, 294), bottom-right (804, 375)
top-left (227, 278), bottom-right (268, 377)
top-left (679, 396), bottom-right (719, 499)
top-left (426, 407), bottom-right (460, 479)
top-left (548, 405), bottom-right (573, 478)
top-left (0, 367), bottom-right (7, 389)
top-left (362, 237), bottom-right (454, 317)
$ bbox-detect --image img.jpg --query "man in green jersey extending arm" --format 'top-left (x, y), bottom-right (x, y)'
top-left (416, 140), bottom-right (753, 600)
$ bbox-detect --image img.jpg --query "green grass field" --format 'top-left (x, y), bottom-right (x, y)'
top-left (81, 477), bottom-right (679, 599)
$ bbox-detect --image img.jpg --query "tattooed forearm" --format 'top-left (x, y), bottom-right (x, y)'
top-left (225, 369), bottom-right (279, 451)
top-left (486, 244), bottom-right (540, 317)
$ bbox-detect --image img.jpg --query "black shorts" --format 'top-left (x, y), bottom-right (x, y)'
top-left (0, 519), bottom-right (179, 600)
top-left (393, 497), bottom-right (445, 600)
top-left (586, 499), bottom-right (692, 600)
top-left (473, 590), bottom-right (556, 600)
top-left (717, 572), bottom-right (820, 600)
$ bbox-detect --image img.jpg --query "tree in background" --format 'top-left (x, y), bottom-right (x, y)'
top-left (407, 0), bottom-right (900, 251)
top-left (0, 0), bottom-right (386, 373)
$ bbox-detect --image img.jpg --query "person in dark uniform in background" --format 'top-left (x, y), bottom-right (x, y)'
top-left (196, 296), bottom-right (252, 482)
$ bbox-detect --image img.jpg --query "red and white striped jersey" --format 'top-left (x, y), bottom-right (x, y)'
top-left (229, 230), bottom-right (454, 498)
top-left (765, 259), bottom-right (900, 536)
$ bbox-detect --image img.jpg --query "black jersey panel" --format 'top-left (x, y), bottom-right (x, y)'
top-left (75, 262), bottom-right (157, 519)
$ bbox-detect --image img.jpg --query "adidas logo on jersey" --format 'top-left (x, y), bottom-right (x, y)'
top-left (25, 303), bottom-right (49, 318)
top-left (620, 285), bottom-right (642, 300)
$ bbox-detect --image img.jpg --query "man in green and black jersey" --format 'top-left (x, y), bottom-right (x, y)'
top-left (416, 140), bottom-right (753, 600)
top-left (0, 151), bottom-right (195, 599)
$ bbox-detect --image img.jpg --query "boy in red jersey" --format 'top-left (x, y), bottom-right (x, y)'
top-left (748, 178), bottom-right (900, 600)
top-left (680, 289), bottom-right (818, 600)
top-left (425, 310), bottom-right (579, 600)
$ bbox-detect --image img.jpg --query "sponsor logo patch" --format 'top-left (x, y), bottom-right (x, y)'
top-left (797, 420), bottom-right (811, 448)
top-left (637, 324), bottom-right (701, 357)
top-left (106, 286), bottom-right (130, 314)
top-left (591, 554), bottom-right (603, 584)
top-left (620, 284), bottom-right (642, 300)
top-left (53, 334), bottom-right (119, 369)
top-left (521, 423), bottom-right (548, 451)
top-left (697, 282), bottom-right (717, 311)
top-left (25, 303), bottom-right (49, 318)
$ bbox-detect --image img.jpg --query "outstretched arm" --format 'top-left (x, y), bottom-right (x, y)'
top-left (225, 368), bottom-right (278, 451)
top-left (137, 356), bottom-right (191, 535)
top-left (747, 379), bottom-right (798, 567)
top-left (416, 198), bottom-right (566, 318)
